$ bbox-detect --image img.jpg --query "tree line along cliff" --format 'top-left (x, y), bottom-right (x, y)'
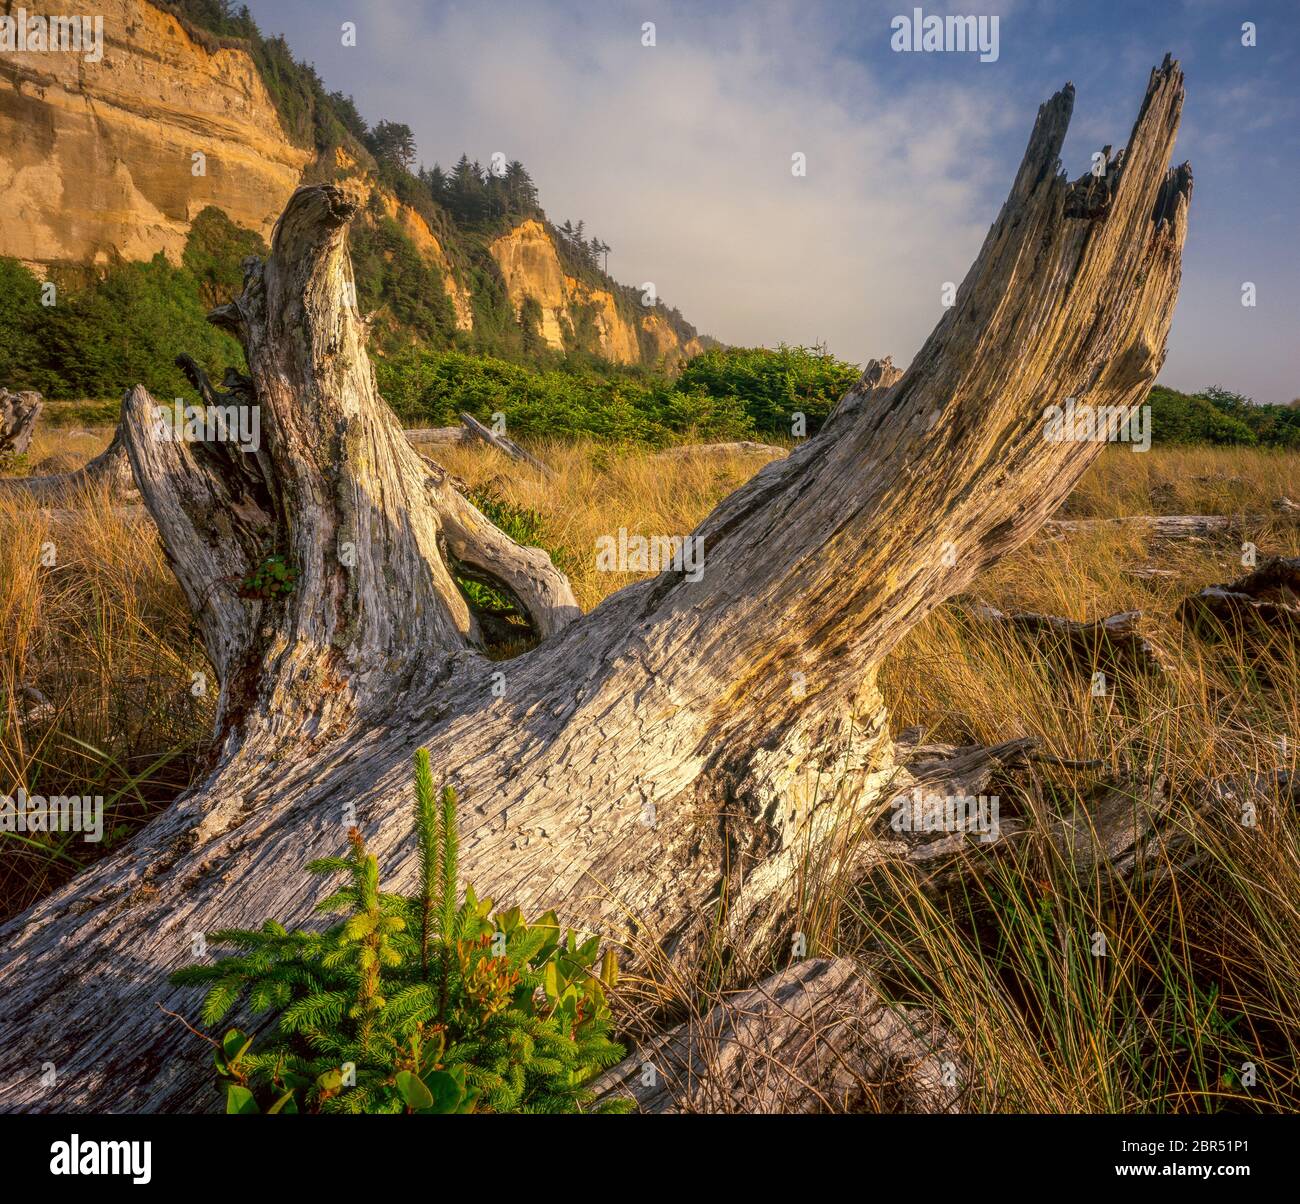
top-left (0, 0), bottom-right (711, 384)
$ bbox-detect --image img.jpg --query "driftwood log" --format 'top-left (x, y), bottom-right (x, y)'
top-left (403, 425), bottom-right (465, 448)
top-left (959, 601), bottom-right (1170, 676)
top-left (592, 957), bottom-right (965, 1114)
top-left (0, 60), bottom-right (1192, 1112)
top-left (404, 414), bottom-right (558, 480)
top-left (0, 387), bottom-right (134, 504)
top-left (0, 426), bottom-right (133, 504)
top-left (0, 387), bottom-right (42, 462)
top-left (652, 441), bottom-right (786, 460)
top-left (1045, 513), bottom-right (1249, 539)
top-left (457, 411), bottom-right (555, 478)
top-left (1177, 555), bottom-right (1299, 635)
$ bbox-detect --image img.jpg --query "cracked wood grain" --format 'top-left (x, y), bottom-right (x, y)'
top-left (0, 60), bottom-right (1191, 1112)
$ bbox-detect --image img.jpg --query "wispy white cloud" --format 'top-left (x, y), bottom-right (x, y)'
top-left (247, 0), bottom-right (1300, 403)
top-left (294, 0), bottom-right (1021, 363)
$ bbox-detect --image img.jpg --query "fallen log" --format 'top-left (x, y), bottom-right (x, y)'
top-left (36, 505), bottom-right (147, 525)
top-left (652, 441), bottom-right (786, 460)
top-left (403, 425), bottom-right (465, 447)
top-left (1043, 513), bottom-right (1263, 538)
top-left (0, 60), bottom-right (1192, 1112)
top-left (958, 601), bottom-right (1170, 676)
top-left (458, 411), bottom-right (555, 478)
top-left (880, 739), bottom-right (1170, 888)
top-left (9, 683), bottom-right (57, 727)
top-left (592, 957), bottom-right (964, 1114)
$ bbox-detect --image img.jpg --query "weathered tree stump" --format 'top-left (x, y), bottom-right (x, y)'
top-left (0, 60), bottom-right (1192, 1113)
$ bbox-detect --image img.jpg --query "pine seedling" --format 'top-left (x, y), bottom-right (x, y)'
top-left (170, 748), bottom-right (632, 1114)
top-left (413, 747), bottom-right (437, 980)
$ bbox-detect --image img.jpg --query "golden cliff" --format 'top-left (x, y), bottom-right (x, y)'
top-left (489, 219), bottom-right (697, 366)
top-left (0, 0), bottom-right (309, 267)
top-left (0, 0), bottom-right (704, 365)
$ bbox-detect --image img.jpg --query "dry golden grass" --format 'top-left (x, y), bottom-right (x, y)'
top-left (1, 440), bottom-right (213, 916)
top-left (2, 430), bottom-right (1297, 1111)
top-left (1062, 443), bottom-right (1296, 519)
top-left (859, 543), bottom-right (1298, 1111)
top-left (435, 438), bottom-right (779, 611)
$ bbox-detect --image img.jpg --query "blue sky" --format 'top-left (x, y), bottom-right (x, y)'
top-left (245, 0), bottom-right (1299, 403)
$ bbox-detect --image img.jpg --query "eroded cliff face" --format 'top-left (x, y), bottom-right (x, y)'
top-left (565, 276), bottom-right (641, 364)
top-left (0, 0), bottom-right (310, 268)
top-left (331, 148), bottom-right (475, 333)
top-left (488, 218), bottom-right (572, 350)
top-left (0, 0), bottom-right (476, 330)
top-left (490, 219), bottom-right (696, 366)
top-left (642, 310), bottom-right (705, 366)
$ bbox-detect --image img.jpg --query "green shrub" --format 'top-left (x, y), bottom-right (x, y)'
top-left (1147, 385), bottom-right (1258, 445)
top-left (0, 249), bottom-right (244, 402)
top-left (375, 348), bottom-right (761, 445)
top-left (1198, 385), bottom-right (1300, 448)
top-left (170, 749), bottom-right (629, 1114)
top-left (675, 343), bottom-right (860, 436)
top-left (0, 258), bottom-right (50, 394)
top-left (183, 206), bottom-right (269, 308)
top-left (239, 553), bottom-right (298, 601)
top-left (466, 487), bottom-right (570, 573)
top-left (1146, 384), bottom-right (1300, 448)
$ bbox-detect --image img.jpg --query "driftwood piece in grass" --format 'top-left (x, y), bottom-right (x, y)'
top-left (651, 441), bottom-right (786, 460)
top-left (958, 601), bottom-right (1170, 676)
top-left (403, 426), bottom-right (466, 447)
top-left (37, 505), bottom-right (148, 525)
top-left (592, 957), bottom-right (965, 1114)
top-left (0, 387), bottom-right (42, 462)
top-left (402, 427), bottom-right (781, 464)
top-left (884, 735), bottom-right (1291, 893)
top-left (884, 741), bottom-right (1175, 887)
top-left (1042, 513), bottom-right (1274, 539)
top-left (0, 419), bottom-right (134, 503)
top-left (0, 60), bottom-right (1191, 1112)
top-left (458, 411), bottom-right (555, 478)
top-left (1177, 555), bottom-right (1300, 635)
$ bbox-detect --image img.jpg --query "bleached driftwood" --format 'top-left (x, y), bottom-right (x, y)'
top-left (959, 601), bottom-right (1170, 675)
top-left (652, 441), bottom-right (786, 460)
top-left (0, 60), bottom-right (1192, 1112)
top-left (0, 387), bottom-right (42, 462)
top-left (0, 421), bottom-right (133, 503)
top-left (1042, 513), bottom-right (1283, 539)
top-left (593, 957), bottom-right (965, 1114)
top-left (1177, 555), bottom-right (1299, 634)
top-left (458, 411), bottom-right (555, 478)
